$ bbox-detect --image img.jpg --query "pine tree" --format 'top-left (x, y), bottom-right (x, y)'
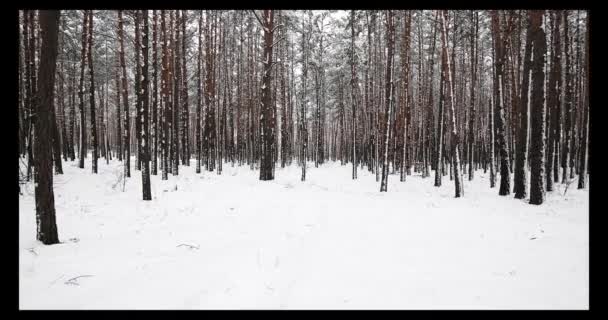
top-left (160, 10), bottom-right (170, 181)
top-left (118, 10), bottom-right (131, 178)
top-left (151, 10), bottom-right (159, 175)
top-left (140, 10), bottom-right (152, 200)
top-left (529, 10), bottom-right (547, 205)
top-left (78, 10), bottom-right (89, 169)
top-left (380, 10), bottom-right (395, 192)
top-left (258, 10), bottom-right (276, 181)
top-left (87, 10), bottom-right (98, 174)
top-left (34, 9), bottom-right (61, 245)
top-left (440, 10), bottom-right (463, 197)
top-left (514, 12), bottom-right (534, 199)
top-left (490, 11), bottom-right (511, 196)
top-left (577, 13), bottom-right (589, 190)
top-left (400, 11), bottom-right (412, 183)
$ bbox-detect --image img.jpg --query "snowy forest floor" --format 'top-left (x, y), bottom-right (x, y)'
top-left (19, 158), bottom-right (588, 309)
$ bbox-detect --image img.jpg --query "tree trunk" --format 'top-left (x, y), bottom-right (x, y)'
top-left (379, 10), bottom-right (395, 192)
top-left (491, 11), bottom-right (511, 196)
top-left (514, 12), bottom-right (534, 199)
top-left (350, 10), bottom-right (358, 180)
top-left (118, 11), bottom-right (131, 178)
top-left (86, 10), bottom-right (98, 174)
top-left (400, 11), bottom-right (412, 183)
top-left (151, 10), bottom-right (159, 174)
top-left (34, 9), bottom-right (60, 245)
top-left (259, 10), bottom-right (275, 181)
top-left (140, 10), bottom-right (152, 200)
top-left (529, 10), bottom-right (547, 205)
top-left (78, 10), bottom-right (88, 169)
top-left (440, 10), bottom-right (463, 197)
top-left (160, 10), bottom-right (170, 180)
top-left (577, 13), bottom-right (589, 190)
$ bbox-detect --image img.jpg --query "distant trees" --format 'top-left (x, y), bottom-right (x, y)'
top-left (19, 9), bottom-right (591, 236)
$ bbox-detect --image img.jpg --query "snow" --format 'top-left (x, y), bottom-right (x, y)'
top-left (19, 159), bottom-right (588, 309)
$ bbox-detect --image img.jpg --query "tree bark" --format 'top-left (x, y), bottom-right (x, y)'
top-left (529, 10), bottom-right (547, 205)
top-left (514, 12), bottom-right (534, 199)
top-left (86, 10), bottom-right (98, 174)
top-left (491, 10), bottom-right (511, 196)
top-left (34, 10), bottom-right (60, 245)
top-left (259, 10), bottom-right (276, 181)
top-left (379, 10), bottom-right (395, 192)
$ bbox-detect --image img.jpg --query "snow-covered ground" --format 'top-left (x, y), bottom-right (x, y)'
top-left (19, 158), bottom-right (588, 309)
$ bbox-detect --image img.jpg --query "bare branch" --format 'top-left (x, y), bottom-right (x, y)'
top-left (250, 10), bottom-right (265, 29)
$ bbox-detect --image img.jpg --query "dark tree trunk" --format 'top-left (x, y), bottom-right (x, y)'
top-left (379, 10), bottom-right (395, 192)
top-left (514, 12), bottom-right (534, 199)
top-left (299, 18), bottom-right (310, 181)
top-left (34, 10), bottom-right (60, 245)
top-left (51, 60), bottom-right (64, 174)
top-left (118, 11), bottom-right (130, 178)
top-left (561, 10), bottom-right (573, 184)
top-left (151, 10), bottom-right (159, 174)
top-left (259, 10), bottom-right (275, 181)
top-left (491, 11), bottom-right (511, 196)
top-left (350, 10), bottom-right (358, 180)
top-left (468, 12), bottom-right (478, 181)
top-left (440, 10), bottom-right (463, 197)
top-left (160, 10), bottom-right (170, 181)
top-left (529, 10), bottom-right (547, 205)
top-left (87, 10), bottom-right (98, 174)
top-left (546, 11), bottom-right (562, 191)
top-left (115, 42), bottom-right (122, 162)
top-left (27, 11), bottom-right (38, 181)
top-left (180, 10), bottom-right (189, 167)
top-left (140, 10), bottom-right (152, 200)
top-left (135, 11), bottom-right (142, 172)
top-left (279, 11), bottom-right (288, 169)
top-left (577, 14), bottom-right (589, 190)
top-left (400, 11), bottom-right (412, 183)
top-left (196, 10), bottom-right (203, 174)
top-left (78, 10), bottom-right (88, 169)
top-left (435, 40), bottom-right (446, 188)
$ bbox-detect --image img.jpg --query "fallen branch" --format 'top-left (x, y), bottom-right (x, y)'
top-left (64, 275), bottom-right (94, 286)
top-left (563, 178), bottom-right (576, 196)
top-left (111, 169), bottom-right (125, 190)
top-left (177, 243), bottom-right (199, 250)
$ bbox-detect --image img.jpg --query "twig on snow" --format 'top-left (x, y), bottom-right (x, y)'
top-left (177, 243), bottom-right (199, 250)
top-left (563, 178), bottom-right (576, 196)
top-left (64, 275), bottom-right (94, 286)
